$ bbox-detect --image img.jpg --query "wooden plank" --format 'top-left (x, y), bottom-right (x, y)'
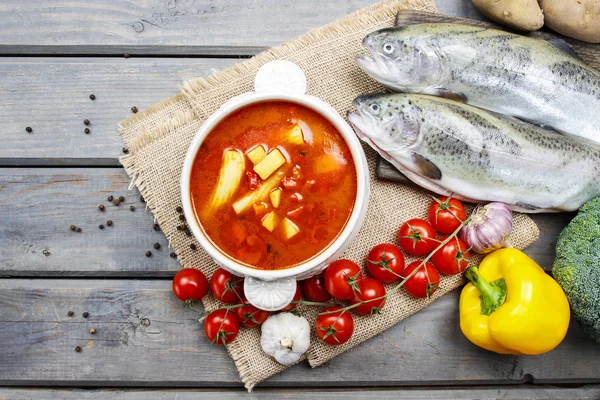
top-left (1, 385), bottom-right (600, 399)
top-left (0, 168), bottom-right (570, 277)
top-left (0, 57), bottom-right (236, 164)
top-left (1, 279), bottom-right (599, 387)
top-left (0, 0), bottom-right (383, 56)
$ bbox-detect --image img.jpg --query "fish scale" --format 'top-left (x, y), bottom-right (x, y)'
top-left (356, 24), bottom-right (600, 144)
top-left (347, 93), bottom-right (600, 213)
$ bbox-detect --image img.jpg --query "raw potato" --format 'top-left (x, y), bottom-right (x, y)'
top-left (472, 0), bottom-right (544, 32)
top-left (540, 0), bottom-right (600, 43)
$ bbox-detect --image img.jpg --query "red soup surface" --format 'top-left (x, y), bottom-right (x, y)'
top-left (190, 101), bottom-right (357, 270)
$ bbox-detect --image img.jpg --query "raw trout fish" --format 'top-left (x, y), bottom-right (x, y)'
top-left (356, 24), bottom-right (600, 144)
top-left (347, 93), bottom-right (600, 213)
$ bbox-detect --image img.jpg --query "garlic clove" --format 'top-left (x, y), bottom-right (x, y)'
top-left (260, 312), bottom-right (310, 366)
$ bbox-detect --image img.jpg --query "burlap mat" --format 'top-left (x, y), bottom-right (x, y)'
top-left (119, 0), bottom-right (540, 391)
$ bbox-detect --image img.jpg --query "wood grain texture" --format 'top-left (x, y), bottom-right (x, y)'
top-left (0, 168), bottom-right (570, 277)
top-left (0, 58), bottom-right (236, 164)
top-left (0, 168), bottom-right (182, 277)
top-left (1, 386), bottom-right (600, 399)
top-left (0, 0), bottom-right (382, 56)
top-left (1, 279), bottom-right (599, 387)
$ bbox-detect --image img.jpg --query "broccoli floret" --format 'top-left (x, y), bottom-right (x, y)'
top-left (553, 197), bottom-right (600, 342)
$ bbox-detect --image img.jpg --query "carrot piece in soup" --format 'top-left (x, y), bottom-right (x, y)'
top-left (230, 221), bottom-right (247, 245)
top-left (253, 201), bottom-right (270, 216)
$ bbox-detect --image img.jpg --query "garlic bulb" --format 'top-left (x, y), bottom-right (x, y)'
top-left (260, 312), bottom-right (310, 366)
top-left (460, 202), bottom-right (513, 254)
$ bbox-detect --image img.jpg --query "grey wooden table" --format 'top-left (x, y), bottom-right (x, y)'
top-left (0, 1), bottom-right (598, 399)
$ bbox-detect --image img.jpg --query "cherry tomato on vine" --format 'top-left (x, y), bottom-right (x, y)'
top-left (324, 259), bottom-right (363, 300)
top-left (172, 268), bottom-right (208, 302)
top-left (350, 278), bottom-right (386, 315)
top-left (315, 306), bottom-right (354, 345)
top-left (366, 243), bottom-right (405, 283)
top-left (235, 298), bottom-right (270, 327)
top-left (398, 218), bottom-right (438, 256)
top-left (281, 283), bottom-right (302, 311)
top-left (431, 236), bottom-right (471, 275)
top-left (210, 268), bottom-right (244, 304)
top-left (428, 196), bottom-right (467, 234)
top-left (402, 261), bottom-right (440, 298)
top-left (204, 309), bottom-right (239, 345)
top-left (302, 274), bottom-right (332, 302)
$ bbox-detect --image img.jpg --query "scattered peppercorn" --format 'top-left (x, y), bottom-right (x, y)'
top-left (89, 94), bottom-right (96, 100)
top-left (185, 229), bottom-right (192, 237)
top-left (179, 215), bottom-right (186, 221)
top-left (67, 311), bottom-right (74, 317)
top-left (153, 243), bottom-right (161, 250)
top-left (176, 206), bottom-right (182, 213)
top-left (89, 328), bottom-right (96, 334)
top-left (43, 249), bottom-right (51, 256)
top-left (25, 127), bottom-right (33, 133)
top-left (70, 225), bottom-right (76, 231)
top-left (124, 53), bottom-right (130, 58)
top-left (113, 199), bottom-right (120, 206)
top-left (145, 251), bottom-right (152, 257)
top-left (122, 147), bottom-right (129, 154)
top-left (176, 225), bottom-right (183, 231)
top-left (98, 204), bottom-right (105, 211)
top-left (119, 196), bottom-right (125, 202)
top-left (153, 223), bottom-right (160, 231)
top-left (83, 312), bottom-right (89, 318)
top-left (99, 224), bottom-right (104, 229)
top-left (84, 128), bottom-right (90, 134)
top-left (140, 195), bottom-right (145, 203)
top-left (131, 106), bottom-right (138, 113)
top-left (190, 243), bottom-right (197, 251)
top-left (106, 220), bottom-right (113, 226)
top-left (170, 252), bottom-right (176, 258)
top-left (75, 346), bottom-right (82, 352)
top-left (108, 195), bottom-right (114, 202)
top-left (84, 119), bottom-right (90, 126)
top-left (76, 227), bottom-right (82, 232)
top-left (130, 205), bottom-right (135, 211)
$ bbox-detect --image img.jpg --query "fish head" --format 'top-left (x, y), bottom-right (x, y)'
top-left (357, 28), bottom-right (441, 92)
top-left (347, 93), bottom-right (422, 154)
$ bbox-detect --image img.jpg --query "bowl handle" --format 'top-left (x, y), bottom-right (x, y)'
top-left (244, 276), bottom-right (297, 312)
top-left (254, 60), bottom-right (307, 95)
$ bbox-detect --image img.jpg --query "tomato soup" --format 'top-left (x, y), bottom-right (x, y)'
top-left (189, 101), bottom-right (357, 270)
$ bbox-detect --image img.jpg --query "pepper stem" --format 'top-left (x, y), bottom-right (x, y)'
top-left (465, 266), bottom-right (507, 316)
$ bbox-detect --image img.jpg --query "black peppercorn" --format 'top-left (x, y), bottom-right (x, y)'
top-left (179, 215), bottom-right (186, 221)
top-left (70, 225), bottom-right (76, 231)
top-left (106, 220), bottom-right (113, 226)
top-left (108, 195), bottom-right (114, 202)
top-left (140, 195), bottom-right (145, 203)
top-left (153, 223), bottom-right (160, 231)
top-left (25, 126), bottom-right (32, 133)
top-left (145, 251), bottom-right (152, 257)
top-left (119, 196), bottom-right (125, 202)
top-left (83, 312), bottom-right (89, 318)
top-left (131, 106), bottom-right (138, 113)
top-left (122, 147), bottom-right (129, 154)
top-left (176, 225), bottom-right (183, 231)
top-left (124, 53), bottom-right (130, 58)
top-left (99, 224), bottom-right (104, 229)
top-left (98, 204), bottom-right (105, 211)
top-left (176, 206), bottom-right (182, 213)
top-left (89, 328), bottom-right (96, 334)
top-left (89, 94), bottom-right (96, 100)
top-left (84, 119), bottom-right (90, 126)
top-left (153, 243), bottom-right (161, 250)
top-left (84, 128), bottom-right (90, 134)
top-left (75, 346), bottom-right (82, 352)
top-left (170, 252), bottom-right (176, 258)
top-left (76, 227), bottom-right (82, 233)
top-left (190, 243), bottom-right (197, 251)
top-left (185, 230), bottom-right (192, 237)
top-left (67, 311), bottom-right (74, 317)
top-left (113, 199), bottom-right (120, 206)
top-left (130, 205), bottom-right (135, 211)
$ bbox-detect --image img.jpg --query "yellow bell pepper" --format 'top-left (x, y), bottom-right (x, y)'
top-left (459, 248), bottom-right (570, 355)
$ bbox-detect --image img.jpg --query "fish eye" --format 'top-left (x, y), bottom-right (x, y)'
top-left (382, 42), bottom-right (395, 54)
top-left (369, 103), bottom-right (381, 113)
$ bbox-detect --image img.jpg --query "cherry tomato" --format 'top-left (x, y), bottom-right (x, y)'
top-left (428, 196), bottom-right (467, 234)
top-left (398, 218), bottom-right (438, 256)
top-left (281, 283), bottom-right (302, 311)
top-left (302, 274), bottom-right (332, 302)
top-left (210, 268), bottom-right (244, 304)
top-left (350, 278), bottom-right (386, 315)
top-left (235, 298), bottom-right (270, 327)
top-left (366, 243), bottom-right (405, 283)
top-left (172, 268), bottom-right (208, 302)
top-left (315, 306), bottom-right (354, 345)
top-left (204, 309), bottom-right (239, 345)
top-left (324, 259), bottom-right (363, 300)
top-left (402, 261), bottom-right (440, 298)
top-left (431, 236), bottom-right (471, 275)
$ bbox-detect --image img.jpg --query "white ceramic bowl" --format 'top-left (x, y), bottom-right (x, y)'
top-left (181, 61), bottom-right (369, 311)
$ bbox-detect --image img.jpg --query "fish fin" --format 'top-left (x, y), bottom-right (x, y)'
top-left (545, 38), bottom-right (585, 62)
top-left (515, 202), bottom-right (542, 211)
top-left (411, 153), bottom-right (442, 180)
top-left (437, 89), bottom-right (468, 103)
